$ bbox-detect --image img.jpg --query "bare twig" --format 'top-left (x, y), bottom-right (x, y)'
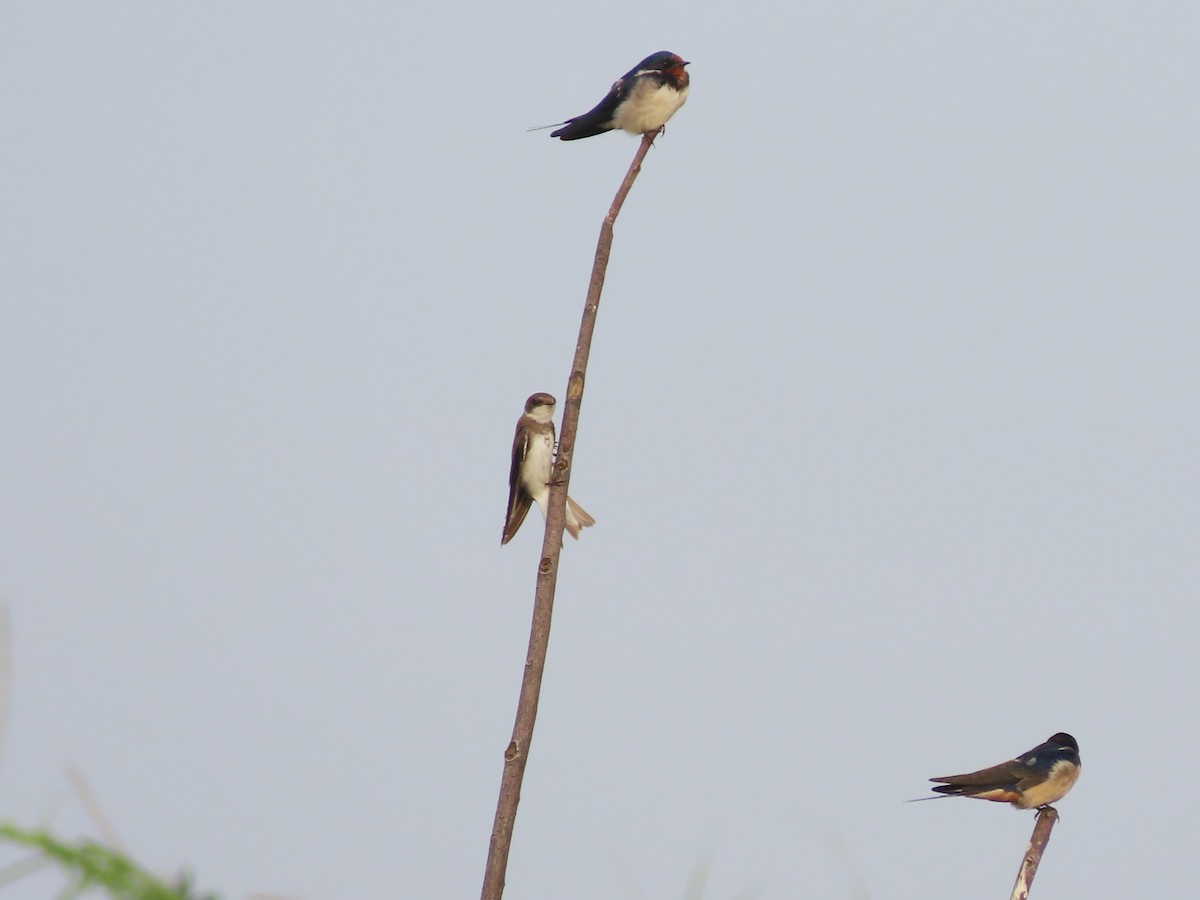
top-left (64, 765), bottom-right (127, 853)
top-left (0, 601), bottom-right (11, 770)
top-left (1010, 807), bottom-right (1059, 900)
top-left (0, 853), bottom-right (54, 888)
top-left (480, 131), bottom-right (659, 900)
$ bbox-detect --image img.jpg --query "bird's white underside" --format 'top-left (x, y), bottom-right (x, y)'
top-left (521, 428), bottom-right (591, 532)
top-left (614, 83), bottom-right (689, 135)
top-left (521, 431), bottom-right (554, 506)
top-left (1015, 758), bottom-right (1080, 808)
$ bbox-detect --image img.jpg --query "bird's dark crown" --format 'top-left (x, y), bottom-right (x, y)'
top-left (524, 392), bottom-right (556, 412)
top-left (1047, 732), bottom-right (1078, 752)
top-left (636, 51), bottom-right (690, 71)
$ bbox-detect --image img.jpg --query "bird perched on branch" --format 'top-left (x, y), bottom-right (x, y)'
top-left (502, 393), bottom-right (595, 545)
top-left (543, 51), bottom-right (690, 141)
top-left (917, 732), bottom-right (1081, 809)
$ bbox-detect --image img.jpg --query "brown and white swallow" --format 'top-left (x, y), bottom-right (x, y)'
top-left (501, 392), bottom-right (595, 545)
top-left (916, 732), bottom-right (1081, 809)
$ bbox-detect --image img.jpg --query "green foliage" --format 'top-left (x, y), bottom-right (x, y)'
top-left (0, 823), bottom-right (217, 900)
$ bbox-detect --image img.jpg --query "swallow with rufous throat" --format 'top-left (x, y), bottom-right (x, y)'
top-left (501, 392), bottom-right (595, 545)
top-left (916, 732), bottom-right (1081, 809)
top-left (543, 51), bottom-right (690, 141)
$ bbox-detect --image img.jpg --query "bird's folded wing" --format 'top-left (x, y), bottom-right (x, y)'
top-left (930, 760), bottom-right (1026, 786)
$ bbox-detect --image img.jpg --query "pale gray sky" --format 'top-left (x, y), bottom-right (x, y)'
top-left (2, 2), bottom-right (1198, 898)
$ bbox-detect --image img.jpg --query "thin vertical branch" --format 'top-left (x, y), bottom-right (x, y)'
top-left (480, 131), bottom-right (658, 900)
top-left (64, 765), bottom-right (126, 853)
top-left (1010, 807), bottom-right (1059, 900)
top-left (0, 601), bottom-right (11, 771)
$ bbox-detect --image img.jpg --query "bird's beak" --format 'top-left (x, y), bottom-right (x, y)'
top-left (681, 60), bottom-right (692, 67)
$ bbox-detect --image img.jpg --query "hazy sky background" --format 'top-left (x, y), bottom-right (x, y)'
top-left (2, 2), bottom-right (1197, 898)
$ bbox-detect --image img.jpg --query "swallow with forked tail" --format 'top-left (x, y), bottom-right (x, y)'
top-left (501, 392), bottom-right (595, 545)
top-left (545, 51), bottom-right (690, 141)
top-left (917, 732), bottom-right (1081, 809)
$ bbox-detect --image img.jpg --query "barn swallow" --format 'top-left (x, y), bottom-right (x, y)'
top-left (501, 392), bottom-right (596, 545)
top-left (918, 733), bottom-right (1081, 809)
top-left (545, 51), bottom-right (691, 141)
